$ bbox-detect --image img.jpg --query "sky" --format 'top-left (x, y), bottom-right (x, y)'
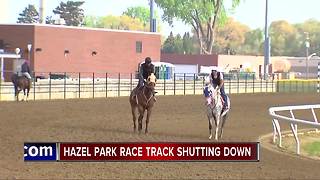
top-left (1, 0), bottom-right (320, 36)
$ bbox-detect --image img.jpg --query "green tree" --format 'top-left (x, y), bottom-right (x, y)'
top-left (242, 28), bottom-right (264, 55)
top-left (214, 18), bottom-right (249, 54)
top-left (53, 1), bottom-right (85, 26)
top-left (83, 16), bottom-right (104, 28)
top-left (155, 0), bottom-right (241, 54)
top-left (123, 6), bottom-right (161, 32)
top-left (294, 19), bottom-right (320, 56)
top-left (85, 15), bottom-right (147, 31)
top-left (123, 6), bottom-right (150, 27)
top-left (183, 32), bottom-right (194, 54)
top-left (162, 32), bottom-right (175, 53)
top-left (174, 34), bottom-right (184, 54)
top-left (270, 20), bottom-right (297, 56)
top-left (17, 4), bottom-right (39, 23)
top-left (162, 32), bottom-right (194, 54)
top-left (45, 16), bottom-right (55, 24)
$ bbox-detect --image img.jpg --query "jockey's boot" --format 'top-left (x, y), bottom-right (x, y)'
top-left (222, 102), bottom-right (227, 112)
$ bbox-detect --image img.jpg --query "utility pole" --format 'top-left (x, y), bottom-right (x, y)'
top-left (149, 0), bottom-right (156, 32)
top-left (305, 32), bottom-right (310, 79)
top-left (264, 0), bottom-right (270, 80)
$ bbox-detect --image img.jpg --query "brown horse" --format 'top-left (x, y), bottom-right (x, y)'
top-left (129, 73), bottom-right (157, 134)
top-left (11, 74), bottom-right (31, 101)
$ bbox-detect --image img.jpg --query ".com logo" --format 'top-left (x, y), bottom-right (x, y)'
top-left (24, 143), bottom-right (57, 161)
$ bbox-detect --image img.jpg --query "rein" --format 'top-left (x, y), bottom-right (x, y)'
top-left (208, 90), bottom-right (221, 109)
top-left (136, 85), bottom-right (154, 106)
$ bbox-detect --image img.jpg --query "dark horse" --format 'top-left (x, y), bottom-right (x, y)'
top-left (11, 74), bottom-right (31, 101)
top-left (129, 73), bottom-right (157, 134)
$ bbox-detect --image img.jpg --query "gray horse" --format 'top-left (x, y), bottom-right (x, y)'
top-left (204, 84), bottom-right (230, 140)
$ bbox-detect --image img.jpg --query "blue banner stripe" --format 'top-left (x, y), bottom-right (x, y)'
top-left (24, 143), bottom-right (57, 161)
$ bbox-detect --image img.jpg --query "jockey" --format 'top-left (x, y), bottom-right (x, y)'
top-left (132, 57), bottom-right (157, 101)
top-left (138, 57), bottom-right (155, 88)
top-left (210, 67), bottom-right (228, 111)
top-left (21, 59), bottom-right (31, 80)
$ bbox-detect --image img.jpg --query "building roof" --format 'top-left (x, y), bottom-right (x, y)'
top-left (0, 23), bottom-right (161, 36)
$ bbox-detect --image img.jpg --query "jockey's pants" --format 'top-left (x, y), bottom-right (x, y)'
top-left (22, 72), bottom-right (31, 80)
top-left (220, 86), bottom-right (228, 108)
top-left (138, 75), bottom-right (144, 88)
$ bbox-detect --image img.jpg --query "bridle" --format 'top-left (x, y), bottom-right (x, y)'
top-left (142, 83), bottom-right (154, 105)
top-left (206, 86), bottom-right (221, 109)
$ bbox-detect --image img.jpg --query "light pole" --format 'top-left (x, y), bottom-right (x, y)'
top-left (15, 48), bottom-right (21, 75)
top-left (305, 32), bottom-right (310, 79)
top-left (264, 0), bottom-right (270, 80)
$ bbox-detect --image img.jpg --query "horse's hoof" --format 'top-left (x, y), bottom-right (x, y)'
top-left (209, 135), bottom-right (212, 140)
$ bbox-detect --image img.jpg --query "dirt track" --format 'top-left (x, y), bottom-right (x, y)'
top-left (0, 93), bottom-right (320, 179)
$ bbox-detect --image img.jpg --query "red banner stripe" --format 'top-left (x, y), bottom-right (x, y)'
top-left (59, 142), bottom-right (259, 161)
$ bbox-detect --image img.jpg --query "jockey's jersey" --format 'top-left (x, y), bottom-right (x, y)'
top-left (211, 72), bottom-right (223, 86)
top-left (21, 62), bottom-right (31, 74)
top-left (141, 63), bottom-right (155, 79)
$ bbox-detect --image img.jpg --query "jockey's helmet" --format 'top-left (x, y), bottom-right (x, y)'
top-left (145, 57), bottom-right (152, 64)
top-left (24, 59), bottom-right (30, 65)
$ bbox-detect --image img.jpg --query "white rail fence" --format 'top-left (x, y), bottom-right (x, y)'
top-left (269, 104), bottom-right (320, 154)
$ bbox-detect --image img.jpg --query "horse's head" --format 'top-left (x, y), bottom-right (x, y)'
top-left (146, 73), bottom-right (157, 90)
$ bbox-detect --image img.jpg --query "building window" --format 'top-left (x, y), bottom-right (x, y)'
top-left (136, 41), bottom-right (142, 53)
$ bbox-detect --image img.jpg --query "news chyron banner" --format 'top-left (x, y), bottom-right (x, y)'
top-left (24, 142), bottom-right (259, 162)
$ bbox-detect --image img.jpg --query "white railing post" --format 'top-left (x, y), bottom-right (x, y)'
top-left (269, 104), bottom-right (320, 155)
top-left (289, 110), bottom-right (300, 154)
top-left (272, 119), bottom-right (282, 147)
top-left (311, 108), bottom-right (319, 132)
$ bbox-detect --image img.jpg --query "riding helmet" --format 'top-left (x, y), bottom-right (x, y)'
top-left (145, 57), bottom-right (152, 64)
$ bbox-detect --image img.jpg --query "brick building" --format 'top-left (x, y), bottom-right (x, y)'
top-left (0, 24), bottom-right (161, 80)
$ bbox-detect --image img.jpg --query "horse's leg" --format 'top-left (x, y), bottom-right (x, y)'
top-left (208, 116), bottom-right (213, 140)
top-left (15, 87), bottom-right (18, 101)
top-left (137, 106), bottom-right (144, 134)
top-left (145, 108), bottom-right (152, 134)
top-left (13, 86), bottom-right (17, 101)
top-left (219, 113), bottom-right (228, 139)
top-left (22, 88), bottom-right (26, 101)
top-left (215, 113), bottom-right (221, 140)
top-left (207, 107), bottom-right (213, 139)
top-left (131, 104), bottom-right (137, 133)
top-left (26, 87), bottom-right (30, 101)
top-left (16, 89), bottom-right (21, 101)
